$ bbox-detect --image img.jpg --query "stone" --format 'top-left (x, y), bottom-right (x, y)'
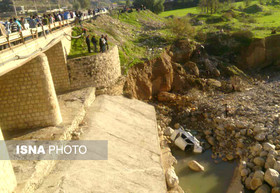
top-left (124, 51), bottom-right (173, 100)
top-left (253, 143), bottom-right (263, 152)
top-left (164, 127), bottom-right (174, 136)
top-left (255, 184), bottom-right (271, 193)
top-left (166, 168), bottom-right (179, 188)
top-left (253, 170), bottom-right (265, 180)
top-left (250, 177), bottom-right (263, 190)
top-left (240, 168), bottom-right (249, 177)
top-left (264, 168), bottom-right (280, 187)
top-left (184, 61), bottom-right (199, 77)
top-left (226, 154), bottom-right (235, 161)
top-left (253, 157), bottom-right (265, 167)
top-left (265, 156), bottom-right (276, 169)
top-left (253, 126), bottom-right (268, 134)
top-left (188, 160), bottom-right (205, 172)
top-left (263, 142), bottom-right (276, 151)
top-left (255, 133), bottom-right (266, 141)
top-left (260, 151), bottom-right (268, 157)
top-left (158, 92), bottom-right (177, 102)
top-left (274, 161), bottom-right (280, 173)
top-left (207, 79), bottom-right (222, 88)
top-left (207, 137), bottom-right (215, 146)
top-left (174, 123), bottom-right (180, 130)
top-left (272, 187), bottom-right (280, 193)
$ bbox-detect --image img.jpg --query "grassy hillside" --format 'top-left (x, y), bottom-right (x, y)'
top-left (69, 10), bottom-right (176, 73)
top-left (160, 2), bottom-right (280, 38)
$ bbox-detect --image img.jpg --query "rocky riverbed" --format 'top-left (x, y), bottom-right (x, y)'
top-left (123, 37), bottom-right (280, 192)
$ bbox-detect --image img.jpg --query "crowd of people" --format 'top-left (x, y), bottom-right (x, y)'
top-left (0, 8), bottom-right (106, 37)
top-left (85, 34), bottom-right (109, 53)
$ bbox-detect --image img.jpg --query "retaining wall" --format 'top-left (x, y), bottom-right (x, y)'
top-left (67, 46), bottom-right (121, 90)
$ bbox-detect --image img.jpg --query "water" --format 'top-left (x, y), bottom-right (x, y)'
top-left (172, 148), bottom-right (237, 193)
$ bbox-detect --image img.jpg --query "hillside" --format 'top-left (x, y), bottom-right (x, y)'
top-left (160, 2), bottom-right (280, 38)
top-left (69, 10), bottom-right (177, 73)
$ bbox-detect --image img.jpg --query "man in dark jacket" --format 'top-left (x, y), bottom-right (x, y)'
top-left (86, 35), bottom-right (91, 53)
top-left (91, 35), bottom-right (98, 52)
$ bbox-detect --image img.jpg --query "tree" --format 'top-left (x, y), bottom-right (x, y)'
top-left (77, 0), bottom-right (90, 9)
top-left (73, 1), bottom-right (80, 10)
top-left (133, 0), bottom-right (165, 14)
top-left (126, 0), bottom-right (131, 7)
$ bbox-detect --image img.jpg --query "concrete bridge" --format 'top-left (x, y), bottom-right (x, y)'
top-left (0, 15), bottom-right (92, 193)
top-left (0, 16), bottom-right (91, 132)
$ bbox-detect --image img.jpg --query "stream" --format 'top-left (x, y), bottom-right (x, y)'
top-left (172, 148), bottom-right (237, 193)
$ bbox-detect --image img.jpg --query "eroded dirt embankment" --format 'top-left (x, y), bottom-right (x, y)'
top-left (124, 38), bottom-right (280, 192)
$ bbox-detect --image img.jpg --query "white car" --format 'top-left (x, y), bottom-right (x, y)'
top-left (171, 128), bottom-right (203, 153)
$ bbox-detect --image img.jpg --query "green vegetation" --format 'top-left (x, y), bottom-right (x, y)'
top-left (160, 2), bottom-right (280, 38)
top-left (133, 0), bottom-right (165, 14)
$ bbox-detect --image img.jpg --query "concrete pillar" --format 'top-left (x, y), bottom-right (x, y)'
top-left (0, 129), bottom-right (17, 192)
top-left (0, 53), bottom-right (62, 131)
top-left (45, 41), bottom-right (71, 94)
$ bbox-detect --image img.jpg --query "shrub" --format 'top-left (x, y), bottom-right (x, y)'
top-left (232, 30), bottom-right (253, 46)
top-left (168, 17), bottom-right (195, 38)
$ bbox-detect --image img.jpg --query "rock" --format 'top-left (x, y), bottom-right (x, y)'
top-left (260, 151), bottom-right (268, 157)
top-left (253, 143), bottom-right (263, 152)
top-left (255, 133), bottom-right (266, 141)
top-left (207, 137), bottom-right (215, 146)
top-left (250, 170), bottom-right (264, 190)
top-left (240, 168), bottom-right (249, 176)
top-left (265, 156), bottom-right (276, 169)
top-left (253, 157), bottom-right (265, 167)
top-left (274, 161), bottom-right (280, 173)
top-left (264, 168), bottom-right (280, 187)
top-left (184, 61), bottom-right (199, 77)
top-left (263, 142), bottom-right (276, 151)
top-left (204, 58), bottom-right (220, 77)
top-left (188, 160), bottom-right (205, 172)
top-left (158, 92), bottom-right (177, 102)
top-left (226, 154), bottom-right (235, 161)
top-left (124, 51), bottom-right (173, 100)
top-left (207, 79), bottom-right (222, 88)
top-left (170, 39), bottom-right (195, 63)
top-left (166, 168), bottom-right (179, 188)
top-left (253, 170), bottom-right (265, 180)
top-left (174, 123), bottom-right (180, 130)
top-left (250, 177), bottom-right (263, 190)
top-left (272, 187), bottom-right (280, 193)
top-left (255, 184), bottom-right (271, 193)
top-left (245, 176), bottom-right (252, 189)
top-left (164, 127), bottom-right (174, 136)
top-left (253, 126), bottom-right (268, 134)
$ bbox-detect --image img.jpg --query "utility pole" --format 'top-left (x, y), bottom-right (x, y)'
top-left (12, 0), bottom-right (17, 17)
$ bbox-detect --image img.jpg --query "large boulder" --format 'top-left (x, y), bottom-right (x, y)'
top-left (253, 157), bottom-right (265, 167)
top-left (152, 52), bottom-right (174, 95)
top-left (124, 52), bottom-right (173, 100)
top-left (188, 160), bottom-right (205, 172)
top-left (272, 187), bottom-right (280, 193)
top-left (166, 168), bottom-right (179, 188)
top-left (264, 168), bottom-right (280, 187)
top-left (250, 170), bottom-right (264, 190)
top-left (184, 61), bottom-right (199, 77)
top-left (169, 39), bottom-right (196, 63)
top-left (255, 184), bottom-right (271, 193)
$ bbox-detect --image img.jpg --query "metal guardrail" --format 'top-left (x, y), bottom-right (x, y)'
top-left (0, 12), bottom-right (106, 53)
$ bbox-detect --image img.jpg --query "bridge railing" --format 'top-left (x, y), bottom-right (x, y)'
top-left (0, 12), bottom-right (105, 53)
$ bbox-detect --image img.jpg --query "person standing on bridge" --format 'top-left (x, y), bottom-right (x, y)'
top-left (99, 35), bottom-right (106, 53)
top-left (86, 35), bottom-right (91, 53)
top-left (91, 35), bottom-right (98, 52)
top-left (104, 35), bottom-right (109, 51)
top-left (29, 16), bottom-right (37, 29)
top-left (0, 21), bottom-right (7, 37)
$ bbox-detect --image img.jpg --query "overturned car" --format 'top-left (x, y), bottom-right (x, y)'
top-left (170, 128), bottom-right (203, 153)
